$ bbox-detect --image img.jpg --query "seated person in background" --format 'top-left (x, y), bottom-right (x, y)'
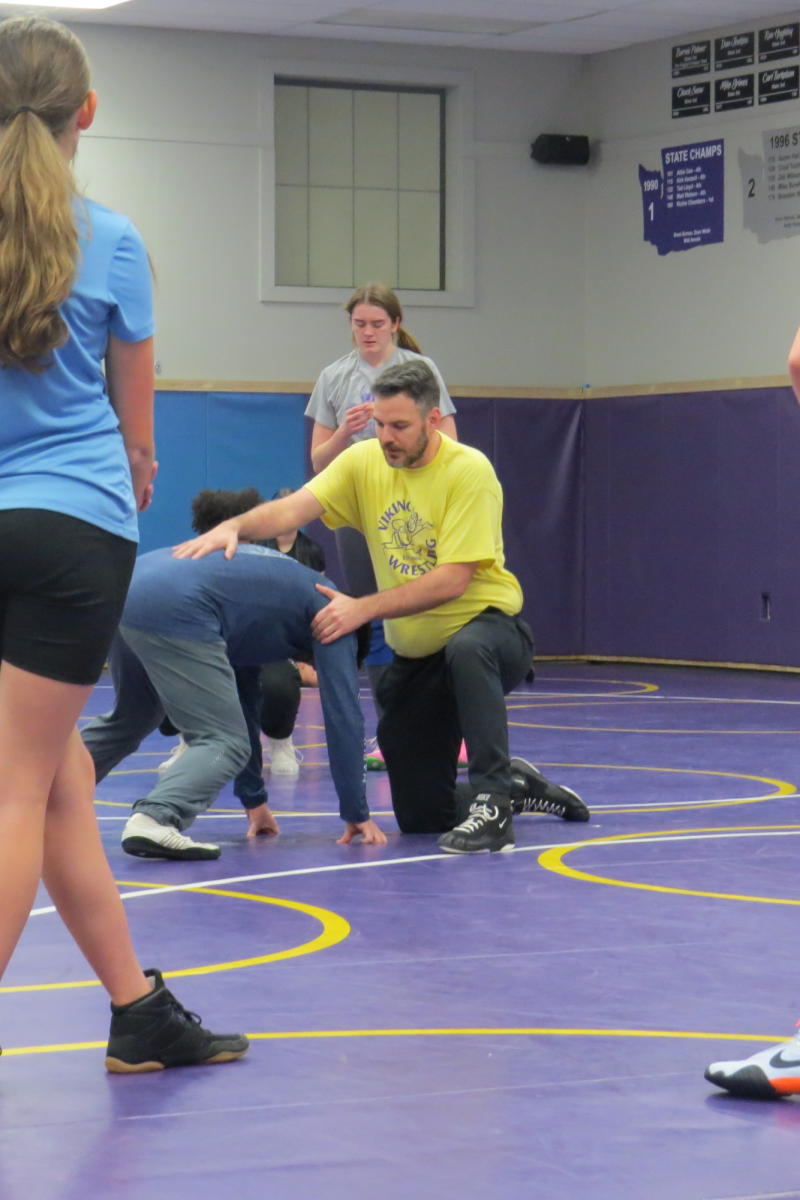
top-left (82, 490), bottom-right (386, 861)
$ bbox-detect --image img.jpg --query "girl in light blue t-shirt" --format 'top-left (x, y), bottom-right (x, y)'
top-left (0, 15), bottom-right (246, 1073)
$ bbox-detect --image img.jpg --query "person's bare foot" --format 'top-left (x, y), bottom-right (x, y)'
top-left (246, 803), bottom-right (280, 838)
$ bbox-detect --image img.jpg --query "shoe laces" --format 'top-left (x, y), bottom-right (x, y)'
top-left (272, 740), bottom-right (303, 763)
top-left (158, 826), bottom-right (203, 850)
top-left (525, 795), bottom-right (566, 816)
top-left (165, 987), bottom-right (202, 1027)
top-left (458, 803), bottom-right (498, 832)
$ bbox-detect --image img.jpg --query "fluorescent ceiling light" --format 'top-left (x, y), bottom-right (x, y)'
top-left (319, 9), bottom-right (541, 36)
top-left (0, 1), bottom-right (133, 8)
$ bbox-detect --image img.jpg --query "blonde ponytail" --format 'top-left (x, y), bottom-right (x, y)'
top-left (345, 283), bottom-right (423, 354)
top-left (0, 17), bottom-right (90, 374)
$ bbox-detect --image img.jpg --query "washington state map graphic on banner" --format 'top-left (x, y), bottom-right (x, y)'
top-left (639, 139), bottom-right (724, 255)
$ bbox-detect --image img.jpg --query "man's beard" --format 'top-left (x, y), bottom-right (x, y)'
top-left (383, 428), bottom-right (429, 469)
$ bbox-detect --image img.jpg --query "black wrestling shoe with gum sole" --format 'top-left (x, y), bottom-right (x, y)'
top-left (438, 797), bottom-right (515, 854)
top-left (510, 758), bottom-right (590, 822)
top-left (105, 969), bottom-right (249, 1073)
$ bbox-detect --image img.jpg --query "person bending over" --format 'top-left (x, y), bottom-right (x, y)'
top-left (157, 487), bottom-right (326, 779)
top-left (176, 360), bottom-right (589, 854)
top-left (82, 534), bottom-right (385, 861)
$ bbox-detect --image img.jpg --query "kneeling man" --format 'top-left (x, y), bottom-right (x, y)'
top-left (175, 361), bottom-right (588, 853)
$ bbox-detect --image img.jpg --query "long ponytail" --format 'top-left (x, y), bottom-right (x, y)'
top-left (345, 283), bottom-right (423, 354)
top-left (0, 17), bottom-right (90, 374)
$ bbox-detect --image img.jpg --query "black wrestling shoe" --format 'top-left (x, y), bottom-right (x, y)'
top-left (438, 797), bottom-right (515, 854)
top-left (510, 758), bottom-right (590, 822)
top-left (105, 969), bottom-right (249, 1074)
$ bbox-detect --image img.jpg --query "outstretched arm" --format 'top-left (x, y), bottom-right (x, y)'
top-left (174, 487), bottom-right (324, 560)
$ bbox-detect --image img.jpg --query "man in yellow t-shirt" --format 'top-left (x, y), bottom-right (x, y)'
top-left (175, 360), bottom-right (589, 853)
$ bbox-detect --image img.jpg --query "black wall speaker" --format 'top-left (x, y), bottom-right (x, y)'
top-left (530, 134), bottom-right (590, 166)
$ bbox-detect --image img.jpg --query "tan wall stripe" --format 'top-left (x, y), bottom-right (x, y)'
top-left (155, 376), bottom-right (793, 400)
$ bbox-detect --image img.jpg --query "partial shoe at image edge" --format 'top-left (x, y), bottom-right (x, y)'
top-left (705, 1035), bottom-right (800, 1099)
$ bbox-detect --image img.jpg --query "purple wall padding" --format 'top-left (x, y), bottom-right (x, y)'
top-left (493, 399), bottom-right (584, 653)
top-left (584, 387), bottom-right (800, 666)
top-left (300, 385), bottom-right (800, 666)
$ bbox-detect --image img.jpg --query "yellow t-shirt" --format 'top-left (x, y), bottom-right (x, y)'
top-left (304, 434), bottom-right (524, 658)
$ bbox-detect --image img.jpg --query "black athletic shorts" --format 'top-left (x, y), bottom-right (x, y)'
top-left (0, 509), bottom-right (137, 686)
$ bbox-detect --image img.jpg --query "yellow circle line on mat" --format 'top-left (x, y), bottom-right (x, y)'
top-left (507, 700), bottom-right (667, 711)
top-left (538, 824), bottom-right (800, 905)
top-left (1, 1026), bottom-right (783, 1058)
top-left (510, 719), bottom-right (800, 734)
top-left (520, 677), bottom-right (659, 696)
top-left (0, 884), bottom-right (349, 994)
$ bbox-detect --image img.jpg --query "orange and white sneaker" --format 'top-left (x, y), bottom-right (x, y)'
top-left (705, 1025), bottom-right (800, 1098)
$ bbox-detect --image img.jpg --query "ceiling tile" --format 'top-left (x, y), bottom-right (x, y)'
top-left (9, 0), bottom-right (800, 56)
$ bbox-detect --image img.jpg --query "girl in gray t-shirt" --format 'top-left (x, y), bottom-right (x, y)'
top-left (306, 283), bottom-right (457, 475)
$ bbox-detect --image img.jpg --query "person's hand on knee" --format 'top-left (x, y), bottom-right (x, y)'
top-left (337, 818), bottom-right (387, 846)
top-left (246, 803), bottom-right (280, 838)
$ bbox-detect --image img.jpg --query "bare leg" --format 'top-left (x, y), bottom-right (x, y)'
top-left (0, 661), bottom-right (148, 1006)
top-left (43, 729), bottom-right (150, 1007)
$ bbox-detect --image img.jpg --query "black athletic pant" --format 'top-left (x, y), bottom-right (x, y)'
top-left (376, 608), bottom-right (534, 834)
top-left (158, 660), bottom-right (301, 741)
top-left (259, 660), bottom-right (301, 739)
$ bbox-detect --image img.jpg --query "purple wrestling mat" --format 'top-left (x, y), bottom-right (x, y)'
top-left (2, 662), bottom-right (800, 1200)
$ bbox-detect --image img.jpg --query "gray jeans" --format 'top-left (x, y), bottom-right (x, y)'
top-left (82, 626), bottom-right (250, 831)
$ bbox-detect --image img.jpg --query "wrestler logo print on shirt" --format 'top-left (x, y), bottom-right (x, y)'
top-left (378, 501), bottom-right (437, 577)
top-left (353, 384), bottom-right (376, 441)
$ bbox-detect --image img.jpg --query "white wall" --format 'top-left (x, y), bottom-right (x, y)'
top-left (585, 10), bottom-right (800, 387)
top-left (73, 23), bottom-right (589, 389)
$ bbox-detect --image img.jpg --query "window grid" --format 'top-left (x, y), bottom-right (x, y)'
top-left (275, 77), bottom-right (446, 291)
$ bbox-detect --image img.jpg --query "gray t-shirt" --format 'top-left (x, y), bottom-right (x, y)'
top-left (305, 347), bottom-right (456, 442)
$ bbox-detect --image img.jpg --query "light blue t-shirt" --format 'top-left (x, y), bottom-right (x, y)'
top-left (0, 198), bottom-right (154, 542)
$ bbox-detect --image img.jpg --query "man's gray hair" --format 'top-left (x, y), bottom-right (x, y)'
top-left (373, 359), bottom-right (440, 414)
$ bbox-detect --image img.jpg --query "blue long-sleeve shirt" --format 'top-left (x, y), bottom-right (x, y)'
top-left (121, 545), bottom-right (368, 823)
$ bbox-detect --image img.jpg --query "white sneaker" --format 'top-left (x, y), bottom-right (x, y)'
top-left (268, 737), bottom-right (302, 777)
top-left (706, 1024), bottom-right (800, 1098)
top-left (157, 736), bottom-right (188, 776)
top-left (121, 812), bottom-right (220, 861)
